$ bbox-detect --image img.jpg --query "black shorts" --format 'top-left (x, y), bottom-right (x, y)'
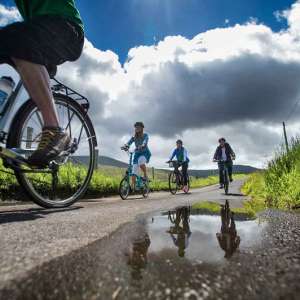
top-left (0, 14), bottom-right (84, 73)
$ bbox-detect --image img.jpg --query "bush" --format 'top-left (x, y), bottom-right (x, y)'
top-left (242, 136), bottom-right (300, 209)
top-left (0, 159), bottom-right (247, 200)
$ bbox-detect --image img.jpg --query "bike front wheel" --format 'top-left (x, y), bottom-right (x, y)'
top-left (169, 171), bottom-right (178, 194)
top-left (119, 176), bottom-right (130, 200)
top-left (7, 95), bottom-right (96, 208)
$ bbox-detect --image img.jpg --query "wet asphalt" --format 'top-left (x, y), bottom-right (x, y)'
top-left (0, 178), bottom-right (300, 300)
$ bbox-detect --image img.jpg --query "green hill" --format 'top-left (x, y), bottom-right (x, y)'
top-left (74, 156), bottom-right (259, 177)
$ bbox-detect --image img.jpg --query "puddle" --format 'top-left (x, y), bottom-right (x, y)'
top-left (127, 201), bottom-right (264, 277)
top-left (0, 201), bottom-right (266, 300)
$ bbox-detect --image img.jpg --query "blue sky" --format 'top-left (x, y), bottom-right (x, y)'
top-left (1, 0), bottom-right (296, 63)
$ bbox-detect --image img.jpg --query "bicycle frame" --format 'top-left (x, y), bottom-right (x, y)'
top-left (0, 76), bottom-right (97, 173)
top-left (124, 150), bottom-right (145, 188)
top-left (217, 160), bottom-right (229, 184)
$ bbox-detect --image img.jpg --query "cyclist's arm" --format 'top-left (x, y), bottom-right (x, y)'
top-left (125, 136), bottom-right (135, 147)
top-left (213, 148), bottom-right (218, 161)
top-left (230, 147), bottom-right (236, 159)
top-left (141, 133), bottom-right (149, 148)
top-left (169, 149), bottom-right (176, 161)
top-left (183, 148), bottom-right (187, 162)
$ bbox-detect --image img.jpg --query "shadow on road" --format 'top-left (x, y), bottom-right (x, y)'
top-left (0, 206), bottom-right (83, 225)
top-left (225, 193), bottom-right (246, 197)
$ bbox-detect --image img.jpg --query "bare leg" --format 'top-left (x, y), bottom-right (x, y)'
top-left (132, 176), bottom-right (136, 189)
top-left (140, 164), bottom-right (147, 177)
top-left (12, 58), bottom-right (60, 127)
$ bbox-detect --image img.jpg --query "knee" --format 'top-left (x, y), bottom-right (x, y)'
top-left (138, 156), bottom-right (147, 165)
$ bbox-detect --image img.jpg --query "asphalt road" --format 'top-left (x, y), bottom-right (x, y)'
top-left (1, 178), bottom-right (300, 300)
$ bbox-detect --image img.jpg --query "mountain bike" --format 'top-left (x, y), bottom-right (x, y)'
top-left (217, 160), bottom-right (229, 195)
top-left (119, 147), bottom-right (150, 200)
top-left (167, 160), bottom-right (190, 195)
top-left (0, 62), bottom-right (97, 208)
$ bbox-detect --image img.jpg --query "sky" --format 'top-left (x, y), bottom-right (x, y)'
top-left (1, 0), bottom-right (300, 170)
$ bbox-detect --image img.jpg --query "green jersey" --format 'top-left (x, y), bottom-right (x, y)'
top-left (177, 149), bottom-right (184, 164)
top-left (14, 0), bottom-right (84, 31)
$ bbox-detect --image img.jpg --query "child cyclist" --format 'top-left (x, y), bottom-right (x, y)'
top-left (121, 122), bottom-right (151, 190)
top-left (168, 140), bottom-right (190, 191)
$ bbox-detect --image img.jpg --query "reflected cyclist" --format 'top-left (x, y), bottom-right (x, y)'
top-left (216, 205), bottom-right (241, 258)
top-left (167, 207), bottom-right (192, 258)
top-left (126, 233), bottom-right (151, 280)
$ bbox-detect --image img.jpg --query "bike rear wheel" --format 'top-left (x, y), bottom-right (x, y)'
top-left (169, 171), bottom-right (178, 194)
top-left (119, 176), bottom-right (130, 200)
top-left (141, 180), bottom-right (150, 198)
top-left (6, 95), bottom-right (96, 208)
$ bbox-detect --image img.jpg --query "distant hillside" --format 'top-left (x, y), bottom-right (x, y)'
top-left (187, 165), bottom-right (259, 178)
top-left (73, 155), bottom-right (128, 168)
top-left (73, 156), bottom-right (259, 176)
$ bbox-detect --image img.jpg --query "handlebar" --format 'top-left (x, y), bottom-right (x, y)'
top-left (214, 158), bottom-right (235, 162)
top-left (121, 146), bottom-right (139, 153)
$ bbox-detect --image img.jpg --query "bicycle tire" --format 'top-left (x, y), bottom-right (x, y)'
top-left (141, 180), bottom-right (150, 198)
top-left (6, 95), bottom-right (96, 208)
top-left (169, 171), bottom-right (178, 194)
top-left (119, 176), bottom-right (130, 200)
top-left (183, 172), bottom-right (190, 193)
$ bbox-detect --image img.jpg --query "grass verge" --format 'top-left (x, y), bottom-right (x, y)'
top-left (242, 136), bottom-right (300, 210)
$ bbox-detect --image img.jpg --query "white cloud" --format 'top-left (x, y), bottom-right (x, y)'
top-left (2, 2), bottom-right (300, 170)
top-left (0, 4), bottom-right (22, 26)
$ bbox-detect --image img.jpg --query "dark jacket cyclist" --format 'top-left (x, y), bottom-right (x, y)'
top-left (213, 138), bottom-right (236, 189)
top-left (168, 139), bottom-right (190, 191)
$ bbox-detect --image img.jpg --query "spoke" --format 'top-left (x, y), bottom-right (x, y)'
top-left (35, 110), bottom-right (44, 128)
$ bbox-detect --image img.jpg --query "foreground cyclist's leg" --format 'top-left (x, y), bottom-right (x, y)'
top-left (12, 58), bottom-right (60, 127)
top-left (12, 58), bottom-right (71, 168)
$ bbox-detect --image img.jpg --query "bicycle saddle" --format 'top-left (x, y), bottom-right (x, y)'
top-left (0, 55), bottom-right (57, 77)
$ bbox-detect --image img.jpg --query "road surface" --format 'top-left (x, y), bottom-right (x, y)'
top-left (1, 178), bottom-right (300, 300)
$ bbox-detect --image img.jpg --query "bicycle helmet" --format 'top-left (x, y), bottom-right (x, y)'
top-left (176, 139), bottom-right (183, 144)
top-left (218, 138), bottom-right (226, 142)
top-left (134, 122), bottom-right (144, 128)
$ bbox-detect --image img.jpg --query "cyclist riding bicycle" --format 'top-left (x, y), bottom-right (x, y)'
top-left (0, 0), bottom-right (84, 169)
top-left (121, 122), bottom-right (151, 190)
top-left (213, 138), bottom-right (236, 189)
top-left (167, 139), bottom-right (190, 191)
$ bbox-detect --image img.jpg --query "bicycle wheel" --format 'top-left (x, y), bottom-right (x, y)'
top-left (183, 172), bottom-right (190, 194)
top-left (169, 171), bottom-right (178, 194)
top-left (6, 95), bottom-right (96, 208)
top-left (119, 176), bottom-right (130, 200)
top-left (141, 180), bottom-right (150, 198)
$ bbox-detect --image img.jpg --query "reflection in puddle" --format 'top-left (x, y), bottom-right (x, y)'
top-left (127, 201), bottom-right (264, 280)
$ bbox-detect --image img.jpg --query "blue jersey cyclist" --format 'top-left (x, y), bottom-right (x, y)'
top-left (168, 139), bottom-right (190, 191)
top-left (121, 122), bottom-right (151, 190)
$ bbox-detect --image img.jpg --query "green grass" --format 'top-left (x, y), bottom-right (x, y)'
top-left (191, 202), bottom-right (246, 214)
top-left (242, 136), bottom-right (300, 210)
top-left (0, 160), bottom-right (247, 200)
